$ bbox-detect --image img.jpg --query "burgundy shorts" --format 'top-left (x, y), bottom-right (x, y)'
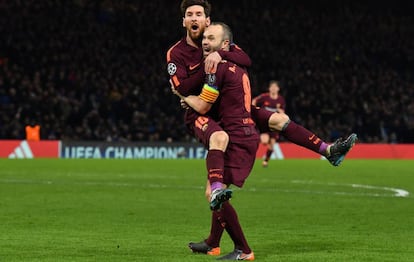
top-left (190, 115), bottom-right (224, 148)
top-left (223, 138), bottom-right (259, 188)
top-left (251, 106), bottom-right (272, 133)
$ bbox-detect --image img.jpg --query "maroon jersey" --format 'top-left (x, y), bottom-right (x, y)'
top-left (166, 38), bottom-right (251, 96)
top-left (253, 93), bottom-right (286, 113)
top-left (166, 37), bottom-right (204, 97)
top-left (204, 61), bottom-right (259, 187)
top-left (206, 61), bottom-right (259, 142)
top-left (166, 38), bottom-right (252, 130)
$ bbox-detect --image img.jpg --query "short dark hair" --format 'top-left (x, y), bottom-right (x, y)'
top-left (210, 22), bottom-right (233, 43)
top-left (269, 80), bottom-right (281, 88)
top-left (180, 0), bottom-right (211, 17)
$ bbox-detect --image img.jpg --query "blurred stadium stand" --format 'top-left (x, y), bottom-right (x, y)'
top-left (0, 0), bottom-right (413, 143)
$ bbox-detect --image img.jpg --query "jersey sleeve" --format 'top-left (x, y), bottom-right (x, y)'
top-left (217, 44), bottom-right (252, 68)
top-left (166, 47), bottom-right (204, 97)
top-left (252, 94), bottom-right (263, 107)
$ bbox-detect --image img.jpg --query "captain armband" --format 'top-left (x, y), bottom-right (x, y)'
top-left (199, 84), bottom-right (219, 103)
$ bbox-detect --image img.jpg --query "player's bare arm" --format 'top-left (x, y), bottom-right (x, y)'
top-left (182, 95), bottom-right (211, 114)
top-left (171, 75), bottom-right (217, 115)
top-left (172, 87), bottom-right (211, 114)
top-left (170, 80), bottom-right (211, 113)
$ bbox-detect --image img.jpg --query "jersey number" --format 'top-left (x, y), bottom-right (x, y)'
top-left (242, 73), bottom-right (251, 112)
top-left (195, 116), bottom-right (209, 130)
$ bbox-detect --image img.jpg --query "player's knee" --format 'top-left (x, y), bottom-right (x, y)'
top-left (260, 133), bottom-right (270, 144)
top-left (209, 131), bottom-right (229, 151)
top-left (269, 112), bottom-right (290, 131)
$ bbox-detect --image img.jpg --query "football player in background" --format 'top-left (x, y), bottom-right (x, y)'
top-left (252, 80), bottom-right (286, 167)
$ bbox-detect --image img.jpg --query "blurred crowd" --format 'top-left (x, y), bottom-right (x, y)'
top-left (0, 0), bottom-right (413, 143)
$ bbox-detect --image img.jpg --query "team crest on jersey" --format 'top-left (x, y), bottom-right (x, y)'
top-left (167, 63), bottom-right (177, 75)
top-left (206, 74), bottom-right (216, 86)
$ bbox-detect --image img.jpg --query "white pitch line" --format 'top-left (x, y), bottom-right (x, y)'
top-left (351, 184), bottom-right (409, 197)
top-left (0, 179), bottom-right (410, 198)
top-left (291, 180), bottom-right (410, 198)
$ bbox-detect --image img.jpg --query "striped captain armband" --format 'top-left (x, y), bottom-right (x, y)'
top-left (199, 84), bottom-right (219, 103)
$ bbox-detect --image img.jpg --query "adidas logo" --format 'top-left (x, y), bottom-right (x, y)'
top-left (260, 143), bottom-right (284, 160)
top-left (272, 143), bottom-right (284, 159)
top-left (9, 141), bottom-right (34, 159)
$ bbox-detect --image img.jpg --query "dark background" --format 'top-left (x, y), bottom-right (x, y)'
top-left (0, 0), bottom-right (413, 143)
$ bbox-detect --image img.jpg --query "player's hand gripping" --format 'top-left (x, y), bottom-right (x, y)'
top-left (204, 51), bottom-right (221, 74)
top-left (169, 79), bottom-right (189, 109)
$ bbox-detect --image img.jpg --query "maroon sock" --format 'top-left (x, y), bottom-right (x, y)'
top-left (281, 120), bottom-right (328, 155)
top-left (206, 149), bottom-right (224, 184)
top-left (205, 150), bottom-right (225, 247)
top-left (206, 210), bottom-right (225, 248)
top-left (219, 202), bottom-right (252, 254)
top-left (265, 149), bottom-right (273, 161)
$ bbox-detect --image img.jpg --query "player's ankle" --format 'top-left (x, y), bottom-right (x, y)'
top-left (326, 145), bottom-right (331, 157)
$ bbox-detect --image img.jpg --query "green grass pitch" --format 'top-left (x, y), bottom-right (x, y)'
top-left (1, 159), bottom-right (413, 261)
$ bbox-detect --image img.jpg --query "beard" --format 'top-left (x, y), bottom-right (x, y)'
top-left (189, 29), bottom-right (203, 43)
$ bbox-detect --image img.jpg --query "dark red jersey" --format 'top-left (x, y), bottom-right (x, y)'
top-left (253, 93), bottom-right (286, 113)
top-left (204, 61), bottom-right (259, 187)
top-left (166, 38), bottom-right (252, 96)
top-left (206, 61), bottom-right (259, 142)
top-left (166, 37), bottom-right (204, 97)
top-left (166, 38), bottom-right (252, 127)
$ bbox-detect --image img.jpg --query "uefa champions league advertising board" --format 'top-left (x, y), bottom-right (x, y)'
top-left (1, 140), bottom-right (413, 159)
top-left (60, 141), bottom-right (207, 159)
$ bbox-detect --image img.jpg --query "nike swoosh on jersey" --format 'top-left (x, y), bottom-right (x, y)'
top-left (189, 63), bottom-right (201, 70)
